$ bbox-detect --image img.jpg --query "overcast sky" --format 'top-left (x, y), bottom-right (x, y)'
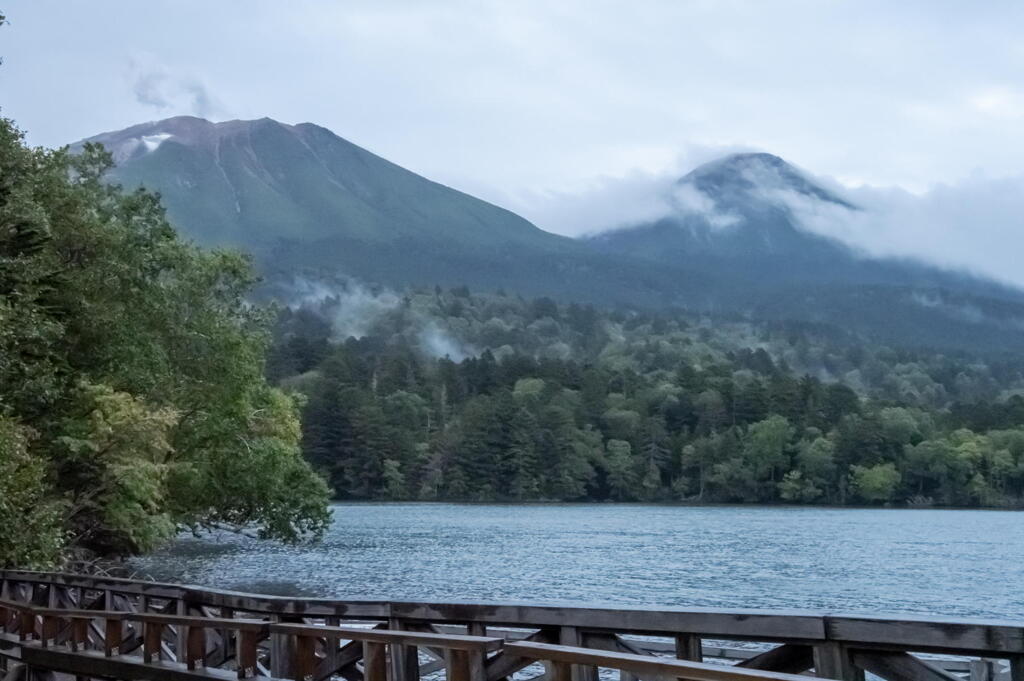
top-left (2, 1), bottom-right (1023, 282)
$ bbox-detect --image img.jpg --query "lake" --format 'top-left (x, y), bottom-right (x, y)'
top-left (130, 503), bottom-right (1024, 620)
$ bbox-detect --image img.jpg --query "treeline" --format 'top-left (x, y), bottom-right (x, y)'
top-left (271, 285), bottom-right (1024, 507)
top-left (0, 114), bottom-right (329, 568)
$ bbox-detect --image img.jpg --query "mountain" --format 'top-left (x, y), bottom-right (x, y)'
top-left (590, 153), bottom-right (1007, 292)
top-left (76, 119), bottom-right (1024, 352)
top-left (78, 116), bottom-right (702, 304)
top-left (81, 116), bottom-right (564, 252)
top-left (589, 153), bottom-right (1024, 350)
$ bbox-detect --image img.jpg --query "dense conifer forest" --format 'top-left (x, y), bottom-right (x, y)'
top-left (273, 284), bottom-right (1024, 507)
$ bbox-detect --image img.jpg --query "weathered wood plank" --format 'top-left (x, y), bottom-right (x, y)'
top-left (363, 641), bottom-right (386, 681)
top-left (677, 634), bottom-right (703, 662)
top-left (1009, 655), bottom-right (1023, 681)
top-left (850, 650), bottom-right (960, 681)
top-left (813, 643), bottom-right (862, 681)
top-left (389, 602), bottom-right (826, 641)
top-left (505, 641), bottom-right (828, 681)
top-left (826, 617), bottom-right (1024, 656)
top-left (268, 623), bottom-right (504, 651)
top-left (128, 613), bottom-right (268, 632)
top-left (314, 637), bottom-right (364, 681)
top-left (579, 633), bottom-right (646, 656)
top-left (486, 628), bottom-right (559, 681)
top-left (389, 617), bottom-right (419, 681)
top-left (21, 646), bottom-right (240, 681)
top-left (738, 645), bottom-right (813, 674)
top-left (560, 626), bottom-right (597, 681)
top-left (270, 615), bottom-right (300, 679)
top-left (293, 634), bottom-right (317, 681)
top-left (447, 649), bottom-right (487, 681)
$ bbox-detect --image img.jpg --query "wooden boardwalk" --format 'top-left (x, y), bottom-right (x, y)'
top-left (1, 571), bottom-right (1021, 681)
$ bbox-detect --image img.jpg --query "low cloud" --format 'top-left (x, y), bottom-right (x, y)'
top-left (669, 183), bottom-right (740, 229)
top-left (512, 144), bottom-right (755, 237)
top-left (519, 148), bottom-right (1024, 290)
top-left (285, 277), bottom-right (477, 361)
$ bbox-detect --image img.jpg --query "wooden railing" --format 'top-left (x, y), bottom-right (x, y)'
top-left (2, 570), bottom-right (1022, 681)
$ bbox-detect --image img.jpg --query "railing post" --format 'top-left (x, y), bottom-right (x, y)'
top-left (222, 607), bottom-right (236, 660)
top-left (551, 661), bottom-right (573, 681)
top-left (294, 634), bottom-right (317, 681)
top-left (1009, 655), bottom-right (1024, 681)
top-left (40, 615), bottom-right (58, 647)
top-left (271, 615), bottom-right (298, 679)
top-left (238, 629), bottom-right (260, 679)
top-left (390, 618), bottom-right (420, 681)
top-left (675, 634), bottom-right (702, 662)
top-left (104, 616), bottom-right (122, 657)
top-left (365, 640), bottom-right (388, 681)
top-left (175, 597), bottom-right (188, 662)
top-left (143, 621), bottom-right (163, 663)
top-left (560, 626), bottom-right (597, 681)
top-left (446, 649), bottom-right (487, 681)
top-left (813, 642), bottom-right (862, 681)
top-left (185, 625), bottom-right (206, 670)
top-left (70, 617), bottom-right (88, 652)
top-left (19, 608), bottom-right (35, 641)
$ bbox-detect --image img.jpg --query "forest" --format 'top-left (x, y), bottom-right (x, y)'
top-left (272, 282), bottom-right (1024, 507)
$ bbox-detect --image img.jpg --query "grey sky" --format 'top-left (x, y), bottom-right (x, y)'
top-left (2, 1), bottom-right (1023, 282)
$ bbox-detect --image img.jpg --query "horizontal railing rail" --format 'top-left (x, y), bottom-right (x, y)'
top-left (506, 640), bottom-right (824, 681)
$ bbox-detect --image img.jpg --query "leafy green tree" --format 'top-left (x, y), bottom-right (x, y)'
top-left (0, 116), bottom-right (330, 563)
top-left (742, 415), bottom-right (793, 499)
top-left (603, 439), bottom-right (636, 500)
top-left (505, 408), bottom-right (541, 499)
top-left (850, 463), bottom-right (901, 503)
top-left (0, 417), bottom-right (65, 568)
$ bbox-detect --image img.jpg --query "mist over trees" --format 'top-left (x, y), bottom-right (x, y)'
top-left (275, 285), bottom-right (1024, 507)
top-left (0, 116), bottom-right (329, 568)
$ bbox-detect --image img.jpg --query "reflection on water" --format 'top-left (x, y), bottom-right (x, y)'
top-left (130, 503), bottom-right (1024, 620)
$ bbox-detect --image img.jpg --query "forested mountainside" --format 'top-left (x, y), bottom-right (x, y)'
top-left (270, 283), bottom-right (1024, 507)
top-left (78, 117), bottom-right (1024, 353)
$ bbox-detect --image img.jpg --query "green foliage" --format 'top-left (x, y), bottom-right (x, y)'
top-left (277, 285), bottom-right (1024, 507)
top-left (0, 116), bottom-right (329, 565)
top-left (0, 418), bottom-right (65, 568)
top-left (850, 463), bottom-right (902, 504)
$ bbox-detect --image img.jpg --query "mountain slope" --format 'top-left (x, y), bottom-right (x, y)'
top-left (80, 116), bottom-right (567, 252)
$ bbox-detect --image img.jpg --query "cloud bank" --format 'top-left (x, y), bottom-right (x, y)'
top-left (791, 173), bottom-right (1024, 288)
top-left (520, 155), bottom-right (1024, 289)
